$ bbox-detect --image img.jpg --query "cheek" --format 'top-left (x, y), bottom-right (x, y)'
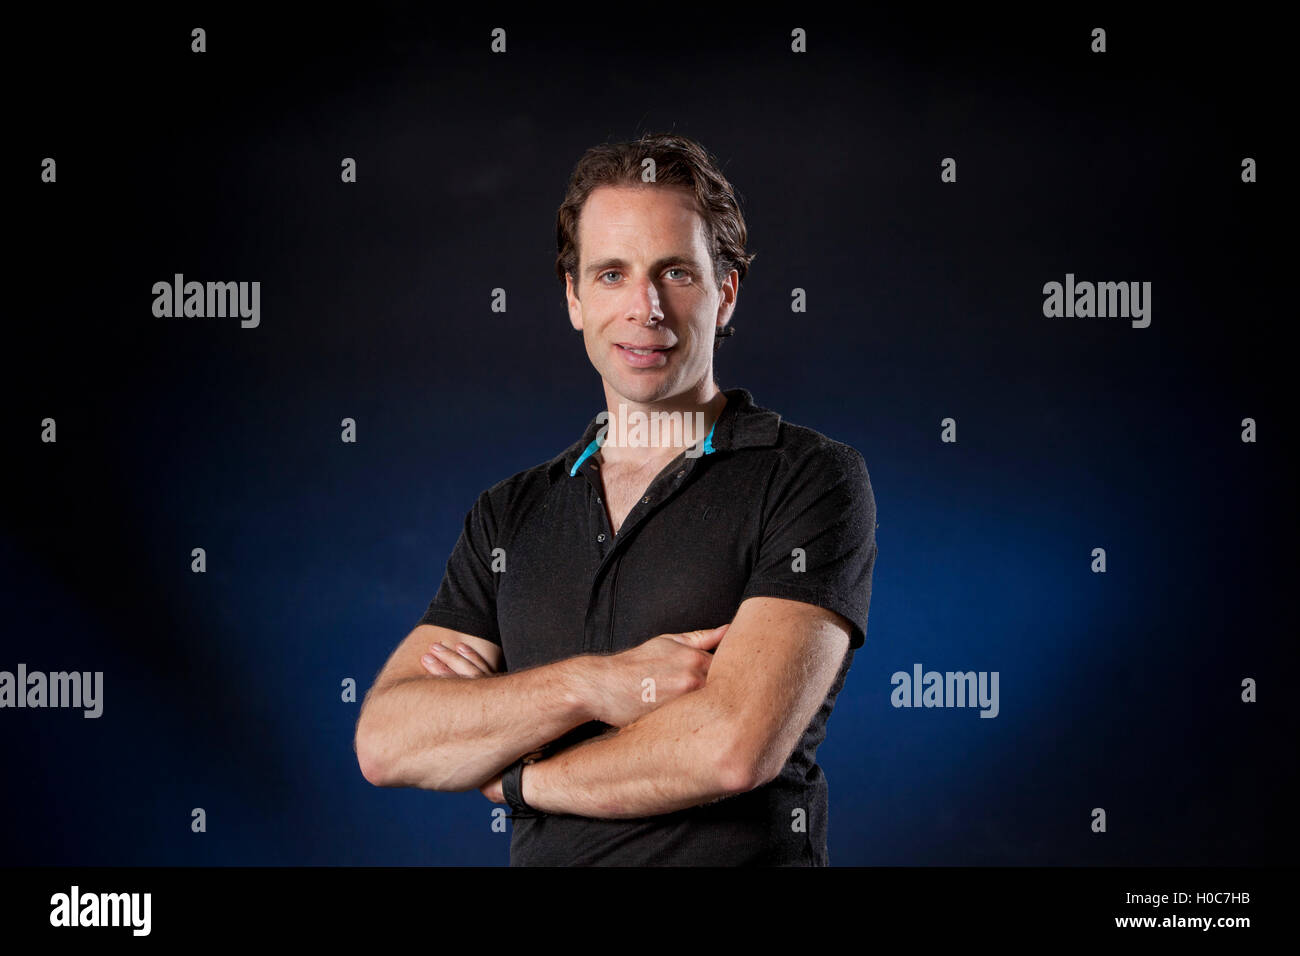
top-left (584, 328), bottom-right (609, 364)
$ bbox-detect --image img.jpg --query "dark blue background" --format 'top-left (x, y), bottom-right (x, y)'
top-left (5, 9), bottom-right (1293, 865)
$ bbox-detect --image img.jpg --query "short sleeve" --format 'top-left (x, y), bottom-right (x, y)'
top-left (416, 491), bottom-right (503, 646)
top-left (739, 442), bottom-right (878, 649)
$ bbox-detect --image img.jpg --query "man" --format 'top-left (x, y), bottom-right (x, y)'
top-left (355, 132), bottom-right (878, 865)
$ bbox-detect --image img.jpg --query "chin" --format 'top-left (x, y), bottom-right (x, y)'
top-left (612, 374), bottom-right (673, 404)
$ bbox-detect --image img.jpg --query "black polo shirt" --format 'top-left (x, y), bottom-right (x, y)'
top-left (417, 386), bottom-right (878, 865)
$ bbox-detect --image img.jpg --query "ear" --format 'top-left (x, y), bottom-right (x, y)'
top-left (715, 268), bottom-right (739, 328)
top-left (565, 272), bottom-right (583, 332)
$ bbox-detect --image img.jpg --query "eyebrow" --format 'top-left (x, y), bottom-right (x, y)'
top-left (584, 254), bottom-right (704, 280)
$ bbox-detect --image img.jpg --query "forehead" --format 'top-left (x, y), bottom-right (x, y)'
top-left (578, 185), bottom-right (706, 250)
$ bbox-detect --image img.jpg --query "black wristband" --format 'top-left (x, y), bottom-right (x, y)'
top-left (501, 757), bottom-right (538, 817)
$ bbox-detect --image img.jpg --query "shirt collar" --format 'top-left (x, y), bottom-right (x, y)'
top-left (548, 386), bottom-right (781, 483)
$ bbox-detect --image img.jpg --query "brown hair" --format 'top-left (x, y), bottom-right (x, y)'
top-left (555, 132), bottom-right (754, 350)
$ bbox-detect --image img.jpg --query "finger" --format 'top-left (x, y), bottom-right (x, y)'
top-left (428, 643), bottom-right (485, 677)
top-left (671, 623), bottom-right (731, 649)
top-left (451, 642), bottom-right (495, 675)
top-left (420, 652), bottom-right (457, 677)
top-left (426, 643), bottom-right (484, 678)
top-left (479, 775), bottom-right (505, 802)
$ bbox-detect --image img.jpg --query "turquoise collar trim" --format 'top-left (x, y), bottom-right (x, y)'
top-left (569, 437), bottom-right (601, 476)
top-left (570, 417), bottom-right (717, 477)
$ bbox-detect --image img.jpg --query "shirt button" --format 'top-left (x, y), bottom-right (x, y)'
top-left (642, 496), bottom-right (650, 504)
top-left (596, 533), bottom-right (605, 542)
top-left (595, 496), bottom-right (602, 503)
top-left (676, 470), bottom-right (684, 478)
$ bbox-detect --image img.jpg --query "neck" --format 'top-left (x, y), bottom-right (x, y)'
top-left (597, 382), bottom-right (727, 466)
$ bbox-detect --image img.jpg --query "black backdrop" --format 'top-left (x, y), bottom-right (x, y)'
top-left (4, 8), bottom-right (1293, 868)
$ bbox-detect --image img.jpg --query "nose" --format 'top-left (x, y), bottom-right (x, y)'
top-left (627, 275), bottom-right (665, 325)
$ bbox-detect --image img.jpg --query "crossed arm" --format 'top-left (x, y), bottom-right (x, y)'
top-left (523, 597), bottom-right (850, 817)
top-left (355, 595), bottom-right (851, 819)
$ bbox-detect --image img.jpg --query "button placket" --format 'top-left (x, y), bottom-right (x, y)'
top-left (617, 455), bottom-right (695, 541)
top-left (581, 457), bottom-right (615, 550)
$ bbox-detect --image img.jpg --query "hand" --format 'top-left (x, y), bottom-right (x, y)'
top-left (479, 747), bottom-right (544, 804)
top-left (419, 645), bottom-right (536, 803)
top-left (420, 641), bottom-right (496, 678)
top-left (587, 624), bottom-right (731, 728)
top-left (479, 772), bottom-right (505, 803)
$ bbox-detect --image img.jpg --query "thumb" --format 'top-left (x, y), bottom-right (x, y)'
top-left (676, 623), bottom-right (731, 649)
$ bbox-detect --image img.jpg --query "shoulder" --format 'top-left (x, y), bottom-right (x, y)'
top-left (463, 437), bottom-right (586, 527)
top-left (732, 409), bottom-right (876, 533)
top-left (766, 415), bottom-right (872, 493)
top-left (467, 460), bottom-right (551, 520)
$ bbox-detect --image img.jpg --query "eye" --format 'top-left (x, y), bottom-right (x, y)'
top-left (665, 268), bottom-right (689, 280)
top-left (599, 271), bottom-right (621, 283)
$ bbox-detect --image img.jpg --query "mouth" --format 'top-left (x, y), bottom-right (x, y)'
top-left (615, 342), bottom-right (673, 367)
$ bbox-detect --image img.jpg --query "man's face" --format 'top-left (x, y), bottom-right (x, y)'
top-left (566, 185), bottom-right (737, 407)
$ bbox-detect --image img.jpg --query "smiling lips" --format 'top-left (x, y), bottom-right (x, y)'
top-left (616, 342), bottom-right (673, 367)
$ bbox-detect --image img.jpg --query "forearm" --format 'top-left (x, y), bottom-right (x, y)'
top-left (356, 655), bottom-right (603, 791)
top-left (521, 682), bottom-right (750, 818)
